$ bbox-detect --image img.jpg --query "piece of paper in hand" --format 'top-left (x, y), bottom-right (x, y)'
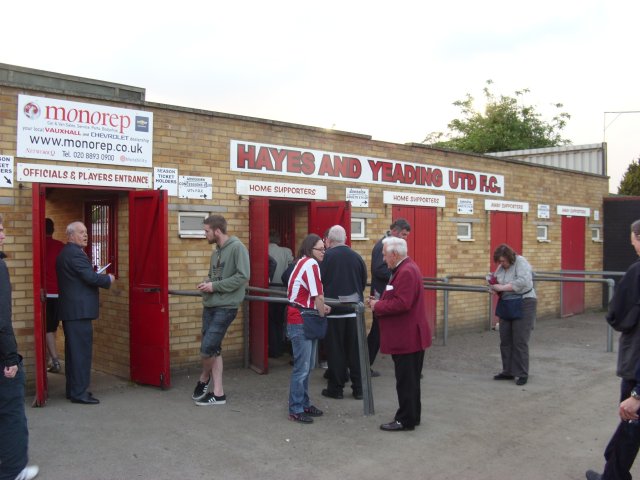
top-left (97, 263), bottom-right (111, 274)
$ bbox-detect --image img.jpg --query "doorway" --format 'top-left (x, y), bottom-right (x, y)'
top-left (248, 198), bottom-right (351, 373)
top-left (32, 184), bottom-right (169, 405)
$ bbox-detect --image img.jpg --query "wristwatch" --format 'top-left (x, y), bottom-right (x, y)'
top-left (631, 389), bottom-right (640, 400)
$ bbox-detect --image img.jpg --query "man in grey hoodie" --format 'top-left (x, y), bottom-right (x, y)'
top-left (192, 215), bottom-right (250, 406)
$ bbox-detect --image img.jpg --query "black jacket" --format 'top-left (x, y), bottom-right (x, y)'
top-left (320, 244), bottom-right (367, 316)
top-left (56, 243), bottom-right (112, 321)
top-left (0, 252), bottom-right (19, 367)
top-left (607, 259), bottom-right (640, 379)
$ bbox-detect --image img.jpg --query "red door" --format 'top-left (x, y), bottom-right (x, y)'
top-left (392, 206), bottom-right (437, 333)
top-left (561, 215), bottom-right (585, 316)
top-left (129, 190), bottom-right (170, 388)
top-left (490, 212), bottom-right (523, 326)
top-left (309, 201), bottom-right (351, 244)
top-left (248, 197), bottom-right (270, 373)
top-left (32, 184), bottom-right (48, 406)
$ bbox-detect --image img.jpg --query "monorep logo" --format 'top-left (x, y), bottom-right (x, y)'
top-left (135, 116), bottom-right (149, 132)
top-left (24, 102), bottom-right (41, 120)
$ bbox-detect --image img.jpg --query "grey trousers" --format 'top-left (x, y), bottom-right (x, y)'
top-left (499, 297), bottom-right (537, 378)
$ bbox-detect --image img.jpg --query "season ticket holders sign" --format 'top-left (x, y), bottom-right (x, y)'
top-left (230, 140), bottom-right (505, 196)
top-left (17, 95), bottom-right (153, 168)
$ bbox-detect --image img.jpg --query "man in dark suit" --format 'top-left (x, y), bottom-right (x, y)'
top-left (368, 236), bottom-right (431, 431)
top-left (56, 221), bottom-right (114, 405)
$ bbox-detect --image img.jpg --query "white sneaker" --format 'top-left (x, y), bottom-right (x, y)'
top-left (15, 465), bottom-right (39, 480)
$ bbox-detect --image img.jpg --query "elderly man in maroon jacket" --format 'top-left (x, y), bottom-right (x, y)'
top-left (368, 236), bottom-right (431, 431)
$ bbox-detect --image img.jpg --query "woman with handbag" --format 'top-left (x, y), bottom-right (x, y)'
top-left (489, 244), bottom-right (537, 386)
top-left (285, 234), bottom-right (331, 423)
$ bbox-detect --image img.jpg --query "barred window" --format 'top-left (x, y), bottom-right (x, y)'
top-left (84, 199), bottom-right (117, 276)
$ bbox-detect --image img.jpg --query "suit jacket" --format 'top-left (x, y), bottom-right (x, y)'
top-left (374, 256), bottom-right (432, 355)
top-left (56, 243), bottom-right (112, 321)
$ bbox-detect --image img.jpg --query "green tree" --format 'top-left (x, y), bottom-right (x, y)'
top-left (618, 158), bottom-right (640, 195)
top-left (424, 80), bottom-right (571, 154)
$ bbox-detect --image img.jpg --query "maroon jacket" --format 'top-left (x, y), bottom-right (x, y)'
top-left (374, 256), bottom-right (432, 355)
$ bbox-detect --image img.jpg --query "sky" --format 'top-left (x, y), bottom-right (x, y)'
top-left (2, 0), bottom-right (638, 193)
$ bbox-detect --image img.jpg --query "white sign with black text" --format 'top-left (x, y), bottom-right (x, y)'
top-left (537, 204), bottom-right (550, 219)
top-left (457, 198), bottom-right (474, 214)
top-left (154, 167), bottom-right (178, 196)
top-left (0, 156), bottom-right (14, 189)
top-left (179, 176), bottom-right (213, 199)
top-left (346, 188), bottom-right (369, 207)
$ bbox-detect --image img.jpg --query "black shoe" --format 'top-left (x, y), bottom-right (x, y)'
top-left (70, 394), bottom-right (99, 405)
top-left (304, 405), bottom-right (323, 417)
top-left (380, 420), bottom-right (414, 431)
top-left (493, 372), bottom-right (515, 380)
top-left (515, 376), bottom-right (528, 386)
top-left (191, 377), bottom-right (211, 401)
top-left (370, 369), bottom-right (381, 378)
top-left (288, 412), bottom-right (313, 423)
top-left (352, 391), bottom-right (363, 400)
top-left (321, 388), bottom-right (343, 399)
top-left (585, 470), bottom-right (602, 480)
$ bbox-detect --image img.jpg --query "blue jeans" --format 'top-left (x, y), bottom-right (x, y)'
top-left (287, 323), bottom-right (317, 415)
top-left (0, 363), bottom-right (28, 480)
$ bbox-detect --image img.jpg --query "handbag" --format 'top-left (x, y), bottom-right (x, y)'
top-left (301, 309), bottom-right (327, 340)
top-left (495, 293), bottom-right (524, 320)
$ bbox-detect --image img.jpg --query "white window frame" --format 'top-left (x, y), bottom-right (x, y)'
top-left (178, 211), bottom-right (209, 238)
top-left (456, 222), bottom-right (472, 241)
top-left (592, 226), bottom-right (602, 242)
top-left (351, 217), bottom-right (366, 240)
top-left (536, 225), bottom-right (549, 242)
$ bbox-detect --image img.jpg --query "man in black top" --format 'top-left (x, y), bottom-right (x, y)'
top-left (367, 218), bottom-right (411, 375)
top-left (320, 225), bottom-right (367, 399)
top-left (0, 215), bottom-right (39, 480)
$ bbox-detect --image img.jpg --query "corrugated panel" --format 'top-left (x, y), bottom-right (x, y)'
top-left (487, 143), bottom-right (606, 175)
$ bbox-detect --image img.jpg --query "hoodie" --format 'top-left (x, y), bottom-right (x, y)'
top-left (202, 236), bottom-right (250, 308)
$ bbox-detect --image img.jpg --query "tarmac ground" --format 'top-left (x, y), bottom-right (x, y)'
top-left (24, 311), bottom-right (633, 480)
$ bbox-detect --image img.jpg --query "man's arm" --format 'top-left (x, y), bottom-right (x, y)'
top-left (371, 240), bottom-right (391, 285)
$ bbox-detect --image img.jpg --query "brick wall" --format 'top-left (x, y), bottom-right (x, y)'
top-left (0, 83), bottom-right (609, 388)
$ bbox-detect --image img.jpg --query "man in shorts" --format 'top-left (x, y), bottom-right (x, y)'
top-left (192, 215), bottom-right (250, 406)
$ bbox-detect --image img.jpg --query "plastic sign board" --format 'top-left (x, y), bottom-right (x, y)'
top-left (17, 95), bottom-right (153, 168)
top-left (0, 155), bottom-right (14, 188)
top-left (557, 205), bottom-right (590, 217)
top-left (154, 167), bottom-right (178, 196)
top-left (346, 187), bottom-right (369, 207)
top-left (382, 190), bottom-right (445, 207)
top-left (537, 204), bottom-right (550, 219)
top-left (17, 163), bottom-right (151, 188)
top-left (457, 198), bottom-right (474, 214)
top-left (236, 179), bottom-right (327, 200)
top-left (484, 199), bottom-right (530, 213)
top-left (179, 176), bottom-right (212, 199)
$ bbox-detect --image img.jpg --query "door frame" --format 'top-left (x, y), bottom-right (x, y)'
top-left (32, 184), bottom-right (168, 404)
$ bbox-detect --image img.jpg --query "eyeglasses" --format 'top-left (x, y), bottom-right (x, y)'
top-left (313, 247), bottom-right (325, 252)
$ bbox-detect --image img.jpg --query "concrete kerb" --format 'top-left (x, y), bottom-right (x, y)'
top-left (25, 310), bottom-right (635, 480)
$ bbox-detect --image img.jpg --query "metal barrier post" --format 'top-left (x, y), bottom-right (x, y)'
top-left (606, 279), bottom-right (614, 353)
top-left (442, 277), bottom-right (449, 346)
top-left (354, 301), bottom-right (374, 415)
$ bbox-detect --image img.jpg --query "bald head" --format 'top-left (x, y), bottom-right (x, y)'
top-left (66, 221), bottom-right (88, 247)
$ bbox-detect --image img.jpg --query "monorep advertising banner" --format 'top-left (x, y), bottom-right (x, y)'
top-left (17, 95), bottom-right (153, 168)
